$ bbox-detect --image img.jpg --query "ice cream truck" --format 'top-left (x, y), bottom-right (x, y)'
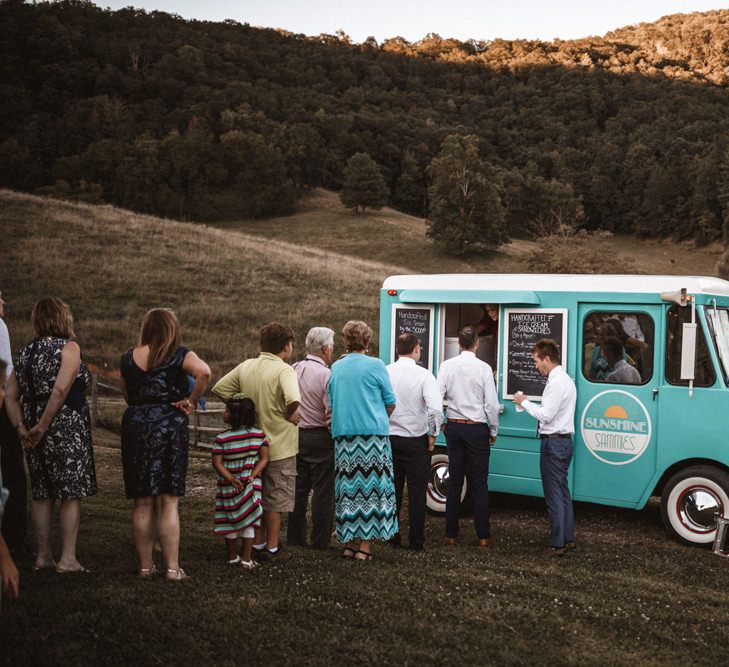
top-left (379, 274), bottom-right (729, 546)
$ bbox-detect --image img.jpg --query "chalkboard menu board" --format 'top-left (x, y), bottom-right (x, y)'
top-left (391, 305), bottom-right (434, 371)
top-left (503, 309), bottom-right (567, 399)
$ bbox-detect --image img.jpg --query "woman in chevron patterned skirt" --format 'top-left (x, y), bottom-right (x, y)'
top-left (328, 321), bottom-right (398, 561)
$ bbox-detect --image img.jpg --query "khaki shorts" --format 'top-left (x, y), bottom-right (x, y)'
top-left (262, 455), bottom-right (297, 512)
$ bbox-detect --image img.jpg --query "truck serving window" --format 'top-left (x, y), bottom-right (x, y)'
top-left (582, 311), bottom-right (654, 385)
top-left (665, 306), bottom-right (715, 387)
top-left (704, 306), bottom-right (729, 385)
top-left (444, 303), bottom-right (499, 370)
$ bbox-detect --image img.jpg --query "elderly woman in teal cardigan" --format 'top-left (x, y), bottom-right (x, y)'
top-left (328, 320), bottom-right (398, 561)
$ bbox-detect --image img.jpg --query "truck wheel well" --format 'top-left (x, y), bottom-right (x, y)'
top-left (653, 458), bottom-right (729, 497)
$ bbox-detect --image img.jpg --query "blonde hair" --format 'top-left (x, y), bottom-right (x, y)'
top-left (31, 297), bottom-right (75, 339)
top-left (139, 308), bottom-right (182, 369)
top-left (342, 320), bottom-right (372, 352)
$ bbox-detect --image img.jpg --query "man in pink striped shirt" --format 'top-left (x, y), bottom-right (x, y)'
top-left (287, 327), bottom-right (335, 550)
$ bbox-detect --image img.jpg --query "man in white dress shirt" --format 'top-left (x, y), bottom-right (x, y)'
top-left (514, 338), bottom-right (577, 556)
top-left (387, 333), bottom-right (443, 551)
top-left (437, 325), bottom-right (499, 547)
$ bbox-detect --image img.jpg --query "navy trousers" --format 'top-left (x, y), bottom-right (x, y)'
top-left (540, 436), bottom-right (575, 548)
top-left (444, 422), bottom-right (491, 540)
top-left (390, 434), bottom-right (430, 549)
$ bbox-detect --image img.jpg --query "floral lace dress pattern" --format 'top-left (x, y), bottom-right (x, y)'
top-left (16, 336), bottom-right (97, 500)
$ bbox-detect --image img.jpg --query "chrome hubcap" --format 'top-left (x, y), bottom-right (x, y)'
top-left (429, 463), bottom-right (449, 503)
top-left (678, 487), bottom-right (722, 533)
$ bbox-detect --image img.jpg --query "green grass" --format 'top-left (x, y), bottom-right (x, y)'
top-left (2, 439), bottom-right (728, 666)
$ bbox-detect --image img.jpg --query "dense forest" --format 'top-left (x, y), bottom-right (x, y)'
top-left (3, 0), bottom-right (729, 245)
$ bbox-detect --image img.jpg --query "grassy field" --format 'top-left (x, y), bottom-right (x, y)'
top-left (2, 434), bottom-right (729, 666)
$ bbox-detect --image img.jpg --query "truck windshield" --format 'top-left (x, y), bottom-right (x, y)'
top-left (705, 306), bottom-right (729, 384)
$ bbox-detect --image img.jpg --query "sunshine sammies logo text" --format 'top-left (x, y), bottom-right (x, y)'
top-left (580, 390), bottom-right (652, 465)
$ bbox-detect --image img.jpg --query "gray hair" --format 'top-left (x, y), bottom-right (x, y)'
top-left (305, 326), bottom-right (335, 354)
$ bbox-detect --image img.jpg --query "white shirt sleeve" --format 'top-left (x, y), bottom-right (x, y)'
top-left (522, 380), bottom-right (563, 425)
top-left (0, 319), bottom-right (12, 385)
top-left (482, 365), bottom-right (500, 437)
top-left (423, 372), bottom-right (444, 436)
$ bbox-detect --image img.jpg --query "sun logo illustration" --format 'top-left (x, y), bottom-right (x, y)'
top-left (603, 405), bottom-right (628, 419)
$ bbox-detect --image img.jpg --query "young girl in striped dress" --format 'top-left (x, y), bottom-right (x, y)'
top-left (212, 396), bottom-right (269, 569)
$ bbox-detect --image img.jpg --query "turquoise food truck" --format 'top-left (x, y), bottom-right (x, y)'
top-left (380, 274), bottom-right (729, 546)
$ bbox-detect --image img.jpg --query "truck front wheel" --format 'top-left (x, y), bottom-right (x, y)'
top-left (660, 466), bottom-right (729, 546)
top-left (426, 451), bottom-right (468, 516)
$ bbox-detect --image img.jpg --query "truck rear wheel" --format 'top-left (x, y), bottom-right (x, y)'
top-left (660, 466), bottom-right (729, 546)
top-left (426, 451), bottom-right (468, 516)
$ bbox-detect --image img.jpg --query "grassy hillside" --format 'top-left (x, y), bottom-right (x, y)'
top-left (0, 189), bottom-right (400, 375)
top-left (1, 188), bottom-right (722, 378)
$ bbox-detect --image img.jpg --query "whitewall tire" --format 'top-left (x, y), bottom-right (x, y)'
top-left (660, 466), bottom-right (729, 546)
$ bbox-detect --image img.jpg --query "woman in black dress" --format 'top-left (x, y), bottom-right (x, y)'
top-left (121, 308), bottom-right (210, 580)
top-left (5, 297), bottom-right (96, 573)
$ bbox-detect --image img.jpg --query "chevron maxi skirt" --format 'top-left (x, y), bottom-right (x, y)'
top-left (333, 435), bottom-right (398, 543)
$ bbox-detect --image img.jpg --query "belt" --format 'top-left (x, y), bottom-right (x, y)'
top-left (448, 419), bottom-right (485, 425)
top-left (540, 433), bottom-right (573, 440)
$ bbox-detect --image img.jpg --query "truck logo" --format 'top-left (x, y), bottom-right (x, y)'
top-left (580, 390), bottom-right (652, 465)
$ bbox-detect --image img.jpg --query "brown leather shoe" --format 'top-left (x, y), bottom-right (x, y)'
top-left (477, 538), bottom-right (492, 548)
top-left (444, 537), bottom-right (458, 546)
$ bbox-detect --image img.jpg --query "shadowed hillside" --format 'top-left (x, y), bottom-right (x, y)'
top-left (3, 2), bottom-right (729, 244)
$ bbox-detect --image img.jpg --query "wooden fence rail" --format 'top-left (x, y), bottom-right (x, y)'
top-left (90, 373), bottom-right (224, 449)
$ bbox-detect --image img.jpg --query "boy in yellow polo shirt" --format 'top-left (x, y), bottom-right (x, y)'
top-left (213, 323), bottom-right (301, 562)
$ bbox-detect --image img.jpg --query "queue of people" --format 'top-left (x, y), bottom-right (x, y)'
top-left (0, 295), bottom-right (580, 597)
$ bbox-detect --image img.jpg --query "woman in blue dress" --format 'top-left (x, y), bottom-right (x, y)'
top-left (328, 320), bottom-right (397, 560)
top-left (121, 308), bottom-right (210, 580)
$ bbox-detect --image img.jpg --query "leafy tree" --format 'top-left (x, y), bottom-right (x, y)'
top-left (426, 135), bottom-right (508, 256)
top-left (392, 150), bottom-right (425, 215)
top-left (339, 152), bottom-right (389, 213)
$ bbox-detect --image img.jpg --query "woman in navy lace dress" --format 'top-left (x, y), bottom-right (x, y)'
top-left (5, 298), bottom-right (96, 573)
top-left (121, 308), bottom-right (210, 580)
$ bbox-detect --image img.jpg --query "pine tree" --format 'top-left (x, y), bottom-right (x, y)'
top-left (339, 152), bottom-right (389, 213)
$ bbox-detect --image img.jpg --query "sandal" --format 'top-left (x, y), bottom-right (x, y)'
top-left (354, 549), bottom-right (373, 561)
top-left (239, 559), bottom-right (259, 570)
top-left (138, 565), bottom-right (158, 578)
top-left (165, 568), bottom-right (189, 581)
top-left (227, 556), bottom-right (241, 566)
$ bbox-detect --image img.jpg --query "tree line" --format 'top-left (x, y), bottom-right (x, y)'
top-left (3, 1), bottom-right (729, 251)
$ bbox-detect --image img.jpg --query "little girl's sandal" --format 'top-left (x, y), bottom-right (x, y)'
top-left (342, 546), bottom-right (357, 559)
top-left (227, 556), bottom-right (241, 566)
top-left (354, 549), bottom-right (373, 561)
top-left (165, 568), bottom-right (189, 581)
top-left (138, 565), bottom-right (158, 578)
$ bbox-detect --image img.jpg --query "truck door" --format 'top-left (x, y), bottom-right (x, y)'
top-left (573, 305), bottom-right (662, 505)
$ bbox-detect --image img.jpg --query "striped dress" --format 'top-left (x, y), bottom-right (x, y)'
top-left (212, 428), bottom-right (268, 536)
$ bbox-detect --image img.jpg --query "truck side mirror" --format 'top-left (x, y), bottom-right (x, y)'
top-left (680, 322), bottom-right (697, 381)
